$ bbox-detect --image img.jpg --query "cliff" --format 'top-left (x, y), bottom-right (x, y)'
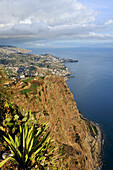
top-left (8, 75), bottom-right (102, 169)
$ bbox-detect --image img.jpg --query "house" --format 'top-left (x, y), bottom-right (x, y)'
top-left (17, 74), bottom-right (25, 79)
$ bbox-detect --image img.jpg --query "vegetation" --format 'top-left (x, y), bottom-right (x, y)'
top-left (88, 122), bottom-right (98, 137)
top-left (92, 124), bottom-right (98, 135)
top-left (0, 108), bottom-right (56, 169)
top-left (0, 74), bottom-right (56, 170)
top-left (0, 66), bottom-right (6, 84)
top-left (0, 70), bottom-right (102, 169)
top-left (30, 84), bottom-right (38, 90)
top-left (20, 89), bottom-right (33, 95)
top-left (23, 77), bottom-right (33, 83)
top-left (29, 66), bottom-right (37, 73)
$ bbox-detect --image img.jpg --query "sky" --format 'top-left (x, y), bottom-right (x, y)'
top-left (0, 0), bottom-right (113, 48)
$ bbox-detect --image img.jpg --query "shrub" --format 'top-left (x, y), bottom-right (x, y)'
top-left (0, 110), bottom-right (56, 169)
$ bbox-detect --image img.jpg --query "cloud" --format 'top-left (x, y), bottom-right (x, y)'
top-left (0, 0), bottom-right (113, 44)
top-left (0, 0), bottom-right (96, 37)
top-left (88, 32), bottom-right (105, 38)
top-left (0, 0), bottom-right (96, 25)
top-left (87, 32), bottom-right (113, 39)
top-left (105, 20), bottom-right (113, 25)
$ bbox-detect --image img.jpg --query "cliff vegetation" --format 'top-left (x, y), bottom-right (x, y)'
top-left (0, 71), bottom-right (102, 169)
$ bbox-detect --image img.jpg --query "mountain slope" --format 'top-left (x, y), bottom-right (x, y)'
top-left (10, 75), bottom-right (102, 169)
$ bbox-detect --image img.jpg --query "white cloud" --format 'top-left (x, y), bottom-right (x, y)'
top-left (87, 32), bottom-right (113, 39)
top-left (105, 20), bottom-right (113, 25)
top-left (88, 32), bottom-right (105, 38)
top-left (20, 19), bottom-right (32, 24)
top-left (0, 0), bottom-right (112, 42)
top-left (0, 0), bottom-right (96, 25)
top-left (0, 0), bottom-right (96, 37)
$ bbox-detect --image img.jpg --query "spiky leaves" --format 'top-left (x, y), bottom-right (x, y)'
top-left (0, 114), bottom-right (56, 169)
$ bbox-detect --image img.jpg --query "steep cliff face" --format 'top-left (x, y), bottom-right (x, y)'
top-left (12, 75), bottom-right (102, 169)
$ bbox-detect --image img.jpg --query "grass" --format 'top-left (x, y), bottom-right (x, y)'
top-left (30, 84), bottom-right (38, 90)
top-left (39, 96), bottom-right (42, 102)
top-left (23, 77), bottom-right (33, 83)
top-left (20, 89), bottom-right (32, 95)
top-left (59, 147), bottom-right (65, 156)
top-left (39, 76), bottom-right (44, 79)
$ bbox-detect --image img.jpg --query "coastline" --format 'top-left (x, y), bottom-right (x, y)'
top-left (93, 123), bottom-right (103, 169)
top-left (65, 70), bottom-right (103, 169)
top-left (71, 107), bottom-right (103, 169)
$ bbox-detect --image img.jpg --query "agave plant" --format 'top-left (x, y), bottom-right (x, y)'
top-left (0, 118), bottom-right (56, 169)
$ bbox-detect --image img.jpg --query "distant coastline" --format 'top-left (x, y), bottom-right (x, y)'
top-left (0, 46), bottom-right (78, 80)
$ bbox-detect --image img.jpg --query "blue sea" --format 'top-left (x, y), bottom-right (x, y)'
top-left (28, 47), bottom-right (113, 170)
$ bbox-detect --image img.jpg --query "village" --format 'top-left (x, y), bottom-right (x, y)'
top-left (0, 46), bottom-right (78, 80)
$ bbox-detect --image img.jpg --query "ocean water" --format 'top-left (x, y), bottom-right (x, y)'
top-left (28, 47), bottom-right (113, 170)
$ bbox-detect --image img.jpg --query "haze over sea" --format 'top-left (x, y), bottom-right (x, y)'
top-left (29, 47), bottom-right (113, 170)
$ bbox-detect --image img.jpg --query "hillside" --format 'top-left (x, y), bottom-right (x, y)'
top-left (0, 46), bottom-right (102, 169)
top-left (1, 75), bottom-right (102, 169)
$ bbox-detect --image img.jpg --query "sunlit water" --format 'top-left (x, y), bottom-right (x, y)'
top-left (28, 47), bottom-right (113, 170)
